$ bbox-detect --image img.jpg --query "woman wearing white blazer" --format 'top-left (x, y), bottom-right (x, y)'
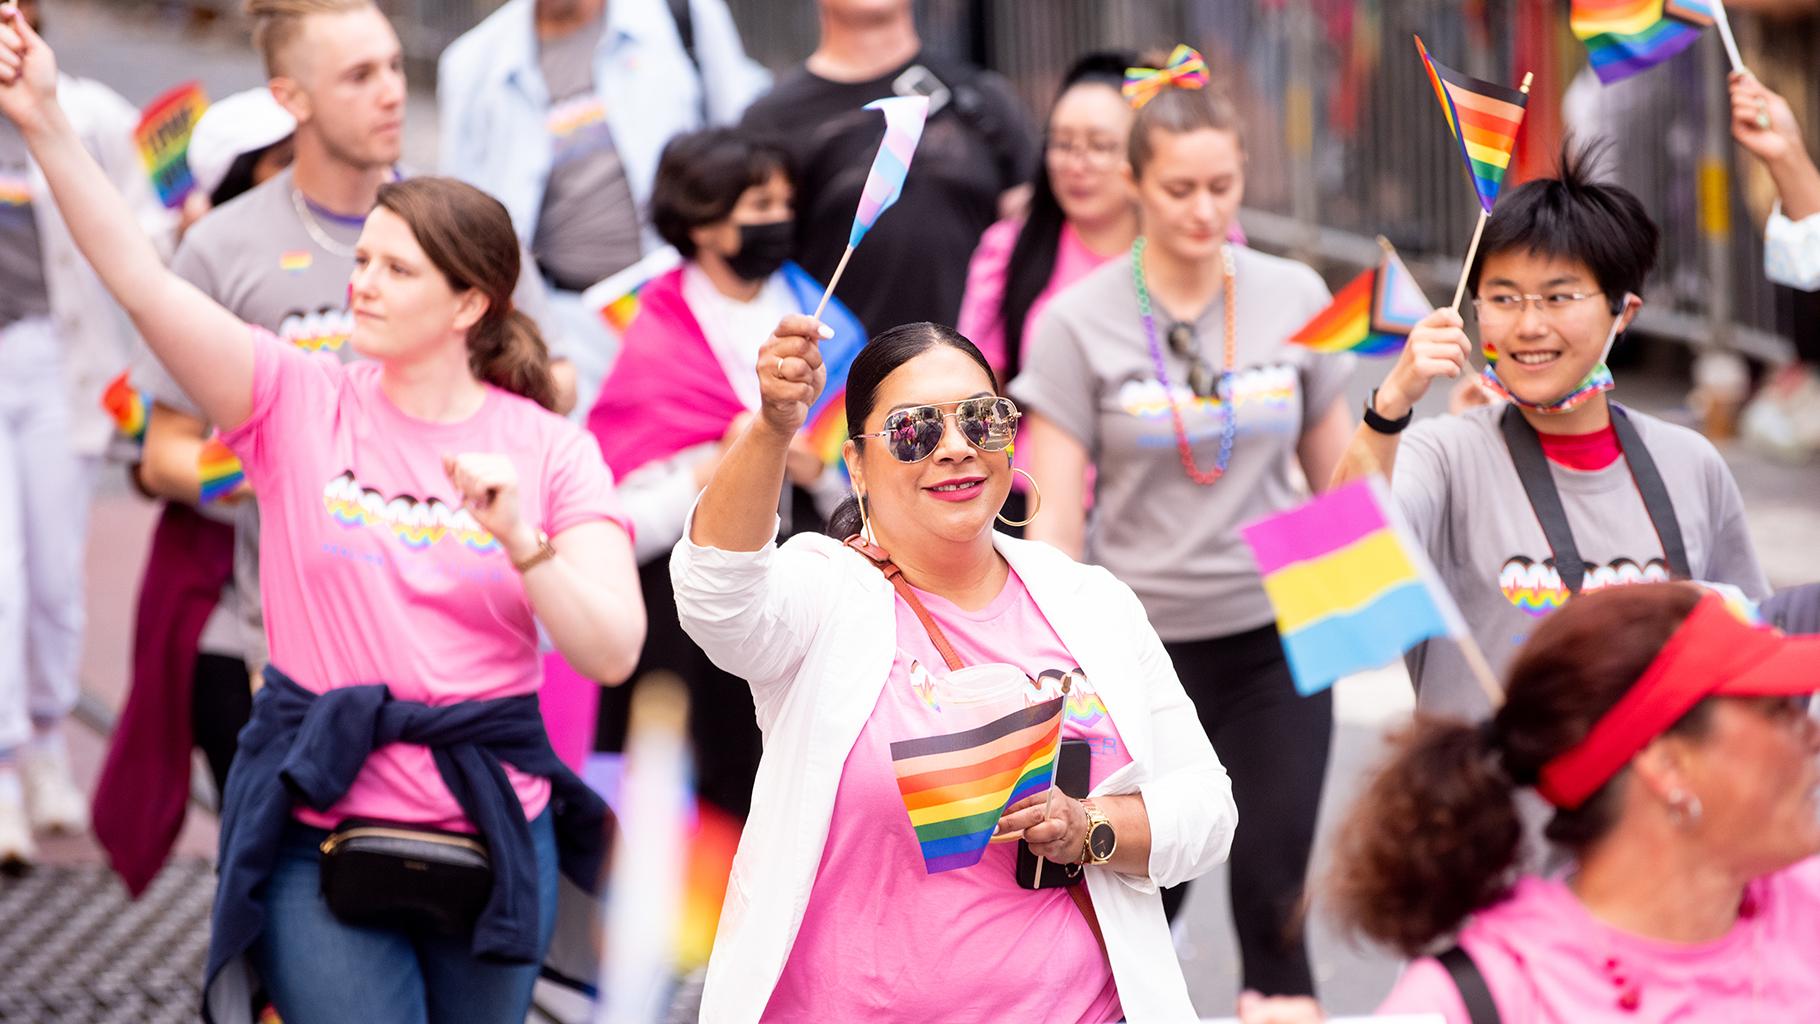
top-left (672, 315), bottom-right (1237, 1023)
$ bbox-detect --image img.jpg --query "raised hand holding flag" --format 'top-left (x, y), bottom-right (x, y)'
top-left (812, 95), bottom-right (930, 321)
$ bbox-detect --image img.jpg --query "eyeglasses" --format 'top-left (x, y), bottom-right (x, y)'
top-left (1044, 134), bottom-right (1124, 167)
top-left (1166, 321), bottom-right (1219, 399)
top-left (1472, 291), bottom-right (1606, 324)
top-left (851, 396), bottom-right (1021, 464)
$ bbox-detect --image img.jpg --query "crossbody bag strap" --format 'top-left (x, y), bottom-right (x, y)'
top-left (1436, 945), bottom-right (1502, 1024)
top-left (842, 535), bottom-right (965, 671)
top-left (1499, 404), bottom-right (1588, 594)
top-left (1608, 405), bottom-right (1691, 580)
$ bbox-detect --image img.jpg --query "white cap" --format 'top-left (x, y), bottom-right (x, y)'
top-left (187, 88), bottom-right (296, 201)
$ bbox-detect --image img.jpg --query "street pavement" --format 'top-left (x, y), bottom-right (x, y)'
top-left (11, 2), bottom-right (1820, 1020)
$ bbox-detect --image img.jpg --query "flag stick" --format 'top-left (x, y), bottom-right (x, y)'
top-left (812, 245), bottom-right (856, 322)
top-left (1031, 674), bottom-right (1072, 888)
top-left (1711, 1), bottom-right (1747, 75)
top-left (1456, 632), bottom-right (1506, 710)
top-left (1450, 71), bottom-right (1533, 313)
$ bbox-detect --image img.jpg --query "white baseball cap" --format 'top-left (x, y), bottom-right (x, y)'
top-left (187, 88), bottom-right (296, 200)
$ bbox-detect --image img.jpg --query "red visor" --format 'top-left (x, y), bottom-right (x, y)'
top-left (1537, 594), bottom-right (1820, 810)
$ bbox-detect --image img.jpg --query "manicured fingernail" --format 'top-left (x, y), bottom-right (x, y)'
top-left (817, 323), bottom-right (834, 339)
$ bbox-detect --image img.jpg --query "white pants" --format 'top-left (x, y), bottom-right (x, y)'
top-left (0, 317), bottom-right (97, 751)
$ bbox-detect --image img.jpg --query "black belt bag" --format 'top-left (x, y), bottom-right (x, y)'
top-left (318, 818), bottom-right (493, 936)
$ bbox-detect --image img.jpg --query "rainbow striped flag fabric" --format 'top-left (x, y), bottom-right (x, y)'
top-left (583, 247), bottom-right (683, 334)
top-left (890, 695), bottom-right (1066, 874)
top-left (134, 82), bottom-right (209, 209)
top-left (1240, 478), bottom-right (1465, 696)
top-left (1415, 36), bottom-right (1530, 214)
top-left (101, 371), bottom-right (147, 445)
top-left (198, 435), bottom-right (246, 504)
top-left (1571, 0), bottom-right (1715, 84)
top-left (1289, 245), bottom-right (1433, 356)
top-left (849, 96), bottom-right (929, 248)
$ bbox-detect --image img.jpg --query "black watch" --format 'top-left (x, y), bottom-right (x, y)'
top-left (1363, 388), bottom-right (1413, 435)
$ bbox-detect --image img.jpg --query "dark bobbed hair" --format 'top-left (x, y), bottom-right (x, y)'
top-left (1127, 57), bottom-right (1244, 180)
top-left (1467, 140), bottom-right (1660, 315)
top-left (1328, 584), bottom-right (1711, 956)
top-left (649, 127), bottom-right (793, 259)
top-left (210, 139), bottom-right (289, 208)
top-left (825, 323), bottom-right (1001, 539)
top-left (374, 177), bottom-right (556, 410)
top-left (997, 51), bottom-right (1135, 383)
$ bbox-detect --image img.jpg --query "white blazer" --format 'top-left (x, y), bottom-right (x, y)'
top-left (671, 520), bottom-right (1238, 1023)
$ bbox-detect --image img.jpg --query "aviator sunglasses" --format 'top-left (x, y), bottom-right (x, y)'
top-left (851, 396), bottom-right (1022, 464)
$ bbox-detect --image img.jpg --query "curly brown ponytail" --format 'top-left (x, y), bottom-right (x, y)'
top-left (1327, 584), bottom-right (1710, 956)
top-left (374, 177), bottom-right (558, 411)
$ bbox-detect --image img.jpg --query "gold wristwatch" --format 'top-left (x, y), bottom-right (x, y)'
top-left (1080, 800), bottom-right (1116, 865)
top-left (511, 530), bottom-right (557, 574)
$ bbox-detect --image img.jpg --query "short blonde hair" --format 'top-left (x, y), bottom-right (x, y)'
top-left (246, 0), bottom-right (370, 77)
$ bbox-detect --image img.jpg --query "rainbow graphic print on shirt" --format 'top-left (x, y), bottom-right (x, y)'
top-left (547, 95), bottom-right (612, 165)
top-left (1498, 555), bottom-right (1672, 618)
top-left (322, 470), bottom-right (499, 554)
top-left (278, 306), bottom-right (355, 353)
top-left (0, 172), bottom-right (28, 210)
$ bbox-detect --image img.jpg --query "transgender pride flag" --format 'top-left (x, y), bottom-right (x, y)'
top-left (849, 96), bottom-right (929, 247)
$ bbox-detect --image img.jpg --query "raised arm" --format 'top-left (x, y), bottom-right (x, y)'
top-left (0, 8), bottom-right (253, 427)
top-left (689, 314), bottom-right (830, 551)
top-left (1330, 307), bottom-right (1472, 487)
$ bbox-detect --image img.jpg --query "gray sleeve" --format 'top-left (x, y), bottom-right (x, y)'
top-left (1700, 451), bottom-right (1771, 601)
top-left (1006, 306), bottom-right (1099, 455)
top-left (1389, 420), bottom-right (1452, 556)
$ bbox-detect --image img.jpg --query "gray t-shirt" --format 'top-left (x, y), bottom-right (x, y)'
top-left (136, 166), bottom-right (365, 668)
top-left (0, 122), bottom-right (51, 327)
top-left (1011, 247), bottom-right (1357, 642)
top-left (1394, 402), bottom-right (1771, 720)
top-left (532, 15), bottom-right (642, 291)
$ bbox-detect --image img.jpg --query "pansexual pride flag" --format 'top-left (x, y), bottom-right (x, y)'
top-left (1572, 0), bottom-right (1715, 84)
top-left (135, 82), bottom-right (208, 209)
top-left (198, 435), bottom-right (246, 504)
top-left (1415, 36), bottom-right (1529, 214)
top-left (1290, 245), bottom-right (1433, 356)
top-left (1241, 478), bottom-right (1465, 696)
top-left (849, 96), bottom-right (929, 248)
top-left (890, 695), bottom-right (1066, 874)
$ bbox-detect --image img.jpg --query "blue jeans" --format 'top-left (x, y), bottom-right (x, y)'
top-left (251, 810), bottom-right (558, 1024)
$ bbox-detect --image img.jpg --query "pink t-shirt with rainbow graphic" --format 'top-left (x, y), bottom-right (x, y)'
top-left (764, 569), bottom-right (1127, 1023)
top-left (222, 330), bottom-right (627, 830)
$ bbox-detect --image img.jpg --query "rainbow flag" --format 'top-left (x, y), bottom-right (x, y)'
top-left (583, 247), bottom-right (683, 334)
top-left (676, 802), bottom-right (742, 971)
top-left (134, 82), bottom-right (209, 209)
top-left (849, 96), bottom-right (930, 248)
top-left (890, 695), bottom-right (1066, 874)
top-left (1290, 245), bottom-right (1433, 356)
top-left (1415, 36), bottom-right (1529, 214)
top-left (101, 371), bottom-right (147, 445)
top-left (198, 435), bottom-right (246, 504)
top-left (1572, 0), bottom-right (1715, 84)
top-left (1240, 478), bottom-right (1465, 695)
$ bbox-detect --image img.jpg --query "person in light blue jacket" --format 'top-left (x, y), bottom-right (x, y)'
top-left (437, 0), bottom-right (769, 416)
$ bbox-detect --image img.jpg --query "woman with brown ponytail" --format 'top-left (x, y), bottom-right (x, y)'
top-left (1241, 583), bottom-right (1820, 1023)
top-left (0, 17), bottom-right (645, 1021)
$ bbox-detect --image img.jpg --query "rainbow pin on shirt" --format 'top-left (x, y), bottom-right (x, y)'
top-left (280, 250), bottom-right (313, 274)
top-left (198, 435), bottom-right (246, 504)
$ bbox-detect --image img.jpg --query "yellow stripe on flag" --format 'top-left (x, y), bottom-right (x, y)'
top-left (1464, 139), bottom-right (1516, 169)
top-left (1260, 530), bottom-right (1423, 635)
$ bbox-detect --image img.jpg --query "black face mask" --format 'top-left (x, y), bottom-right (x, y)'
top-left (725, 220), bottom-right (794, 282)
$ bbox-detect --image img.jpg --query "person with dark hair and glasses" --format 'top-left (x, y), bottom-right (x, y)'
top-left (1010, 47), bottom-right (1356, 997)
top-left (1237, 583), bottom-right (1820, 1024)
top-left (1333, 143), bottom-right (1770, 722)
top-left (672, 314), bottom-right (1236, 1022)
top-left (584, 126), bottom-right (863, 819)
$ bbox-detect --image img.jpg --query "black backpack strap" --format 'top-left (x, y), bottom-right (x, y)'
top-left (1437, 945), bottom-right (1502, 1024)
top-left (1608, 405), bottom-right (1690, 580)
top-left (1498, 404), bottom-right (1587, 594)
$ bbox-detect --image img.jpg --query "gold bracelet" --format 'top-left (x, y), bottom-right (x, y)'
top-left (512, 530), bottom-right (557, 574)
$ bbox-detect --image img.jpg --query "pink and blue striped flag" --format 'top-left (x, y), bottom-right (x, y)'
top-left (849, 96), bottom-right (930, 248)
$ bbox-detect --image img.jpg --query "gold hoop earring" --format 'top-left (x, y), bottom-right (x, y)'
top-left (856, 491), bottom-right (877, 546)
top-left (997, 469), bottom-right (1042, 528)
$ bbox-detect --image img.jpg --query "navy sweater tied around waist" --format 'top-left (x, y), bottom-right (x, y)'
top-left (204, 666), bottom-right (609, 1018)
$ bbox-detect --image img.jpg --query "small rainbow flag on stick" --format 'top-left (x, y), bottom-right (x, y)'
top-left (812, 95), bottom-right (930, 321)
top-left (101, 371), bottom-right (147, 445)
top-left (134, 82), bottom-right (209, 209)
top-left (891, 695), bottom-right (1066, 874)
top-left (198, 435), bottom-right (246, 504)
top-left (1416, 37), bottom-right (1530, 216)
top-left (1290, 240), bottom-right (1433, 356)
top-left (1571, 0), bottom-right (1737, 84)
top-left (1240, 478), bottom-right (1498, 703)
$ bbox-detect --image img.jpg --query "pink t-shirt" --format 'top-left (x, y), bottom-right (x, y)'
top-left (957, 219), bottom-right (1113, 374)
top-left (1378, 861), bottom-right (1820, 1022)
top-left (222, 330), bottom-right (627, 830)
top-left (764, 569), bottom-right (1129, 1023)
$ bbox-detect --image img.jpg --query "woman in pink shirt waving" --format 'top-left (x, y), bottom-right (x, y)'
top-left (1243, 583), bottom-right (1820, 1023)
top-left (0, 14), bottom-right (643, 1023)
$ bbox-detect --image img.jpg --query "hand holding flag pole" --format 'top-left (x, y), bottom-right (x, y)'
top-left (811, 95), bottom-right (931, 322)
